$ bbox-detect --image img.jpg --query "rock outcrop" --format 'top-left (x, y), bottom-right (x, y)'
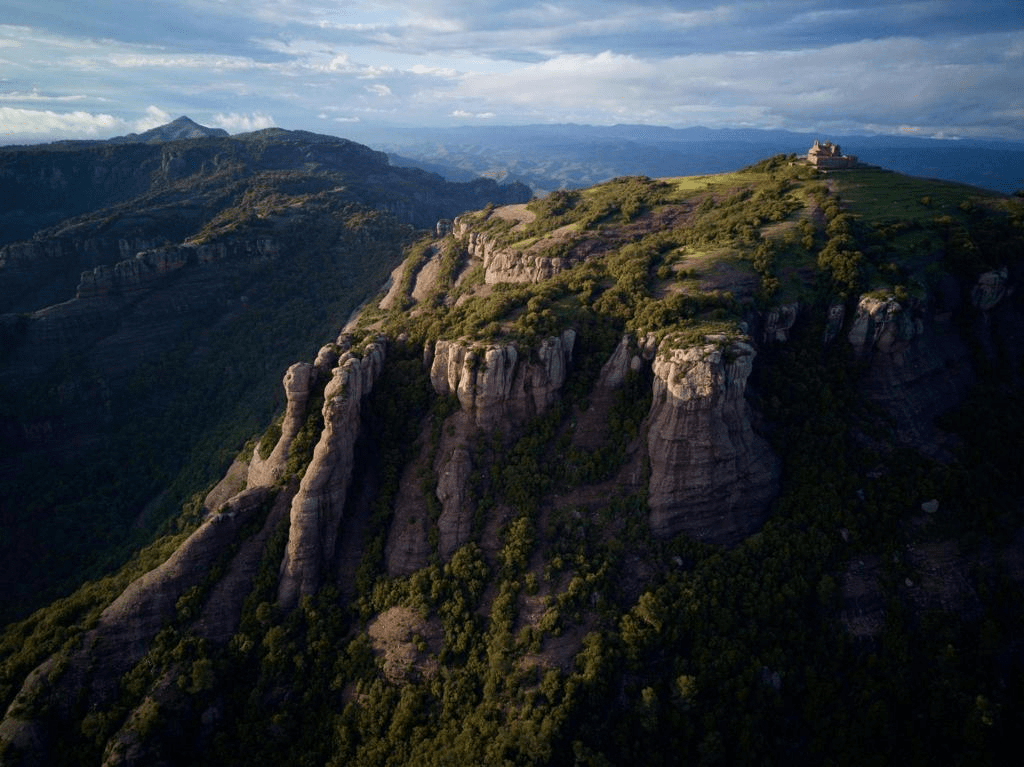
top-left (971, 267), bottom-right (1009, 312)
top-left (428, 330), bottom-right (576, 429)
top-left (646, 336), bottom-right (779, 543)
top-left (435, 445), bottom-right (474, 559)
top-left (453, 218), bottom-right (574, 285)
top-left (277, 341), bottom-right (386, 608)
top-left (847, 292), bottom-right (973, 449)
top-left (246, 362), bottom-right (316, 488)
top-left (762, 302), bottom-right (799, 343)
top-left (76, 239), bottom-right (281, 298)
top-left (824, 302), bottom-right (846, 345)
top-left (847, 294), bottom-right (922, 358)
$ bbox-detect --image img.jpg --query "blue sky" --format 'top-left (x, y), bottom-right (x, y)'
top-left (1, 1), bottom-right (1022, 144)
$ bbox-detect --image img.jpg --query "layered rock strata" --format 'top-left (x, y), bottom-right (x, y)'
top-left (645, 336), bottom-right (779, 543)
top-left (762, 302), bottom-right (800, 343)
top-left (422, 331), bottom-right (575, 559)
top-left (76, 239), bottom-right (280, 298)
top-left (277, 341), bottom-right (386, 608)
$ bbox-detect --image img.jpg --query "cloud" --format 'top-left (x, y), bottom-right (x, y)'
top-left (1, 2), bottom-right (1022, 142)
top-left (211, 112), bottom-right (276, 132)
top-left (450, 32), bottom-right (1024, 138)
top-left (0, 89), bottom-right (90, 102)
top-left (0, 106), bottom-right (121, 140)
top-left (135, 105), bottom-right (171, 131)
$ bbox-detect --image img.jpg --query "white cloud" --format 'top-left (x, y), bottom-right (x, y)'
top-left (0, 107), bottom-right (121, 140)
top-left (211, 112), bottom-right (276, 132)
top-left (449, 33), bottom-right (1024, 137)
top-left (101, 53), bottom-right (263, 71)
top-left (1, 3), bottom-right (1022, 141)
top-left (0, 89), bottom-right (89, 102)
top-left (135, 105), bottom-right (171, 131)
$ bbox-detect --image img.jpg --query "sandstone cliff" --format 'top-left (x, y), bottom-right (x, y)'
top-left (645, 335), bottom-right (779, 542)
top-left (453, 217), bottom-right (575, 285)
top-left (427, 331), bottom-right (576, 429)
top-left (246, 362), bottom-right (316, 488)
top-left (277, 341), bottom-right (386, 608)
top-left (847, 292), bottom-right (974, 449)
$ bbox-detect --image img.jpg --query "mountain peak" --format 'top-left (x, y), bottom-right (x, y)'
top-left (110, 116), bottom-right (229, 144)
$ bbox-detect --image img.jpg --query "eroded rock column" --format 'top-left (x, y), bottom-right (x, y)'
top-left (646, 337), bottom-right (779, 543)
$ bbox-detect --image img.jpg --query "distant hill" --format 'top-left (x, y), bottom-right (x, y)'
top-left (107, 115), bottom-right (229, 144)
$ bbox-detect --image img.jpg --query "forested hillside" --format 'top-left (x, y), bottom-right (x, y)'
top-left (0, 126), bottom-right (531, 623)
top-left (1, 155), bottom-right (1022, 766)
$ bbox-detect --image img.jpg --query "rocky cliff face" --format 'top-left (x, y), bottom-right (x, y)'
top-left (0, 125), bottom-right (532, 628)
top-left (846, 292), bottom-right (975, 450)
top-left (645, 336), bottom-right (779, 542)
top-left (0, 487), bottom-right (274, 760)
top-left (278, 341), bottom-right (386, 608)
top-left (453, 218), bottom-right (575, 285)
top-left (246, 362), bottom-right (315, 488)
top-left (4, 159), bottom-right (1022, 767)
top-left (427, 331), bottom-right (576, 428)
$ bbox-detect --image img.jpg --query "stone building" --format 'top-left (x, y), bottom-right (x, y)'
top-left (807, 140), bottom-right (859, 169)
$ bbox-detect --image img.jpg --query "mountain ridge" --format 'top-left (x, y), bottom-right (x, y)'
top-left (0, 125), bottom-right (531, 624)
top-left (1, 155), bottom-right (1022, 765)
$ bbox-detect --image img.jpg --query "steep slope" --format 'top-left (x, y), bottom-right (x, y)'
top-left (0, 124), bottom-right (531, 623)
top-left (2, 157), bottom-right (1023, 766)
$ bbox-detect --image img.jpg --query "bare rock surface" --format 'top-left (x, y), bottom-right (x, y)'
top-left (429, 330), bottom-right (576, 429)
top-left (411, 248), bottom-right (443, 302)
top-left (202, 457), bottom-right (250, 512)
top-left (762, 302), bottom-right (800, 343)
top-left (0, 487), bottom-right (272, 760)
top-left (646, 336), bottom-right (779, 543)
top-left (435, 440), bottom-right (475, 559)
top-left (847, 293), bottom-right (973, 450)
top-left (453, 215), bottom-right (574, 285)
top-left (277, 341), bottom-right (386, 608)
top-left (367, 606), bottom-right (442, 683)
top-left (194, 485), bottom-right (294, 643)
top-left (971, 267), bottom-right (1009, 311)
top-left (247, 362), bottom-right (315, 488)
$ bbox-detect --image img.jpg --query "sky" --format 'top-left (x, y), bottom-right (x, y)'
top-left (1, 1), bottom-right (1022, 145)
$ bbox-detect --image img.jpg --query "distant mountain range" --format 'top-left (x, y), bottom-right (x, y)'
top-left (351, 123), bottom-right (1024, 196)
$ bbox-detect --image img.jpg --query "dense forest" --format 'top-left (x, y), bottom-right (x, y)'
top-left (1, 154), bottom-right (1022, 765)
